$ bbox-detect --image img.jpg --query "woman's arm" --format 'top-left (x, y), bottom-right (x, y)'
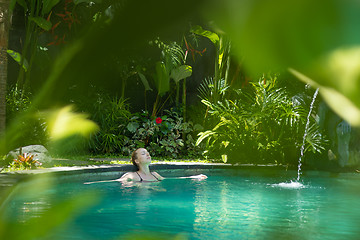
top-left (83, 179), bottom-right (120, 184)
top-left (152, 171), bottom-right (165, 181)
top-left (177, 174), bottom-right (208, 180)
top-left (162, 174), bottom-right (208, 180)
top-left (84, 172), bottom-right (135, 184)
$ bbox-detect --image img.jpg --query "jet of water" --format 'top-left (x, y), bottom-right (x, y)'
top-left (297, 88), bottom-right (320, 181)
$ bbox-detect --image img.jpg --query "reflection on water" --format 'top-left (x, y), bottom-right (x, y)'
top-left (190, 174), bottom-right (360, 239)
top-left (193, 179), bottom-right (267, 239)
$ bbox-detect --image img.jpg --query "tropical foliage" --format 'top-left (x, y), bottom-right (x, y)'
top-left (3, 0), bottom-right (355, 165)
top-left (191, 25), bottom-right (232, 100)
top-left (2, 0), bottom-right (360, 239)
top-left (74, 89), bottom-right (204, 158)
top-left (196, 74), bottom-right (327, 165)
top-left (149, 38), bottom-right (192, 117)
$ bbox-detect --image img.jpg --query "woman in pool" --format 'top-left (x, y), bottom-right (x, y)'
top-left (85, 148), bottom-right (207, 184)
top-left (120, 147), bottom-right (164, 182)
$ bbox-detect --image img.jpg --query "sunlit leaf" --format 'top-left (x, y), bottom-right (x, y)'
top-left (309, 47), bottom-right (360, 105)
top-left (289, 68), bottom-right (360, 126)
top-left (44, 105), bottom-right (99, 140)
top-left (196, 130), bottom-right (216, 145)
top-left (191, 25), bottom-right (219, 46)
top-left (6, 50), bottom-right (29, 72)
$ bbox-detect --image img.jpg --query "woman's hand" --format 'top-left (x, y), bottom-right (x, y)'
top-left (189, 174), bottom-right (208, 180)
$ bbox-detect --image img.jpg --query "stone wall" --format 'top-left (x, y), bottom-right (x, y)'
top-left (319, 101), bottom-right (360, 168)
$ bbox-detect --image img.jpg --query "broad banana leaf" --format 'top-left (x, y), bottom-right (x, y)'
top-left (138, 73), bottom-right (153, 91)
top-left (154, 61), bottom-right (170, 96)
top-left (170, 65), bottom-right (192, 83)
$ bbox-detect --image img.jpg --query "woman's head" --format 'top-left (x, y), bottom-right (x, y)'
top-left (130, 148), bottom-right (151, 170)
top-left (131, 149), bottom-right (139, 170)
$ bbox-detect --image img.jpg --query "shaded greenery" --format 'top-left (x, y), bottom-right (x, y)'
top-left (5, 86), bottom-right (48, 148)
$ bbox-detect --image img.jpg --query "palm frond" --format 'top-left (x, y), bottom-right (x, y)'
top-left (197, 77), bottom-right (229, 103)
top-left (305, 123), bottom-right (328, 153)
top-left (198, 77), bottom-right (214, 101)
top-left (196, 130), bottom-right (216, 145)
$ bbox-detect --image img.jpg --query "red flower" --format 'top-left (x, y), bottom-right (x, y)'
top-left (156, 117), bottom-right (162, 124)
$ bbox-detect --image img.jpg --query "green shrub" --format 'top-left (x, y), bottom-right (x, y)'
top-left (197, 75), bottom-right (327, 165)
top-left (6, 86), bottom-right (31, 116)
top-left (122, 109), bottom-right (204, 159)
top-left (86, 94), bottom-right (131, 154)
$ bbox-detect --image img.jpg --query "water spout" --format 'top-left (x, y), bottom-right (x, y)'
top-left (297, 88), bottom-right (320, 181)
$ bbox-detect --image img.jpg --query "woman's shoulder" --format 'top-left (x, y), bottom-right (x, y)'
top-left (119, 172), bottom-right (140, 181)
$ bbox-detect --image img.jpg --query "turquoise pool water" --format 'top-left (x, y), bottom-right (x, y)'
top-left (3, 169), bottom-right (360, 239)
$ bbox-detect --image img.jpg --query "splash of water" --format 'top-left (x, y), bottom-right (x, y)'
top-left (271, 181), bottom-right (305, 189)
top-left (296, 88), bottom-right (320, 181)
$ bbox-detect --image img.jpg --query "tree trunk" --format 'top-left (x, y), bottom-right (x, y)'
top-left (0, 0), bottom-right (10, 134)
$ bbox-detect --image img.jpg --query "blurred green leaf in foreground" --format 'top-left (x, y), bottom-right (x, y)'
top-left (0, 175), bottom-right (101, 240)
top-left (205, 0), bottom-right (360, 126)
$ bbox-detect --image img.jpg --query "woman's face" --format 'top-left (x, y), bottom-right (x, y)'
top-left (135, 148), bottom-right (151, 165)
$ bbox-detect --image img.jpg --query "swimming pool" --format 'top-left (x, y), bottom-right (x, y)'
top-left (2, 168), bottom-right (360, 239)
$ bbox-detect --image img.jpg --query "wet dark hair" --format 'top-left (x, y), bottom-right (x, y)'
top-left (131, 149), bottom-right (139, 171)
